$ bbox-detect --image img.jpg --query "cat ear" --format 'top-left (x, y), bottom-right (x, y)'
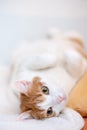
top-left (17, 111), bottom-right (32, 120)
top-left (14, 80), bottom-right (31, 94)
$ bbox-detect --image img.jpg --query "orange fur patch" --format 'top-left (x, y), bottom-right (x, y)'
top-left (76, 47), bottom-right (87, 59)
top-left (67, 36), bottom-right (87, 60)
top-left (68, 37), bottom-right (84, 48)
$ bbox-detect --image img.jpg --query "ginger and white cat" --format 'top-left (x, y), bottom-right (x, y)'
top-left (4, 30), bottom-right (86, 120)
top-left (0, 30), bottom-right (87, 121)
top-left (15, 76), bottom-right (67, 119)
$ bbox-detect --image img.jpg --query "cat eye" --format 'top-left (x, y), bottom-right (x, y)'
top-left (41, 86), bottom-right (49, 95)
top-left (47, 107), bottom-right (53, 115)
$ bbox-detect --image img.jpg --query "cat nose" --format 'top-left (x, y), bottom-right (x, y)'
top-left (57, 94), bottom-right (66, 103)
top-left (58, 96), bottom-right (64, 102)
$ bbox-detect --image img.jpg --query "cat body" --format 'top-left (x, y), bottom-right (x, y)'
top-left (0, 30), bottom-right (87, 119)
top-left (0, 30), bottom-right (86, 129)
top-left (8, 32), bottom-right (87, 118)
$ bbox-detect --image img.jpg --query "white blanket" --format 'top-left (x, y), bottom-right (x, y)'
top-left (0, 108), bottom-right (84, 130)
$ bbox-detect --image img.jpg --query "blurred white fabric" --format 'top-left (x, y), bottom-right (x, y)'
top-left (0, 0), bottom-right (87, 64)
top-left (0, 0), bottom-right (87, 18)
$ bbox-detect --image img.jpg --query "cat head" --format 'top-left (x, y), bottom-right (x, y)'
top-left (14, 76), bottom-right (67, 120)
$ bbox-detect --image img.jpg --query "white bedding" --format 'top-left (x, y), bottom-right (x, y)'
top-left (0, 108), bottom-right (84, 130)
top-left (0, 66), bottom-right (84, 130)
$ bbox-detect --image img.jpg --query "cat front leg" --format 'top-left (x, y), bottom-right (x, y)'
top-left (21, 53), bottom-right (58, 70)
top-left (64, 49), bottom-right (87, 77)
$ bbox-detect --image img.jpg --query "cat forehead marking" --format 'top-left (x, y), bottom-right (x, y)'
top-left (20, 77), bottom-right (46, 117)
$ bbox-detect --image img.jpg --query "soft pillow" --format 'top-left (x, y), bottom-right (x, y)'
top-left (67, 71), bottom-right (87, 117)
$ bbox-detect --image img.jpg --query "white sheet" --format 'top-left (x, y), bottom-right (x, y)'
top-left (0, 108), bottom-right (84, 130)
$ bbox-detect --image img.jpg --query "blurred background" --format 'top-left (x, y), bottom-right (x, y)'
top-left (0, 0), bottom-right (87, 64)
